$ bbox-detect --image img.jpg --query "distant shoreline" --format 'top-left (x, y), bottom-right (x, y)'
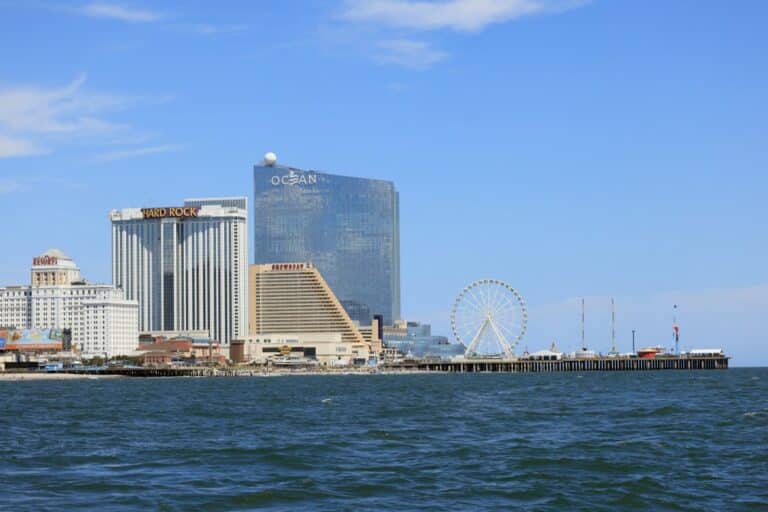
top-left (0, 369), bottom-right (429, 380)
top-left (0, 373), bottom-right (124, 381)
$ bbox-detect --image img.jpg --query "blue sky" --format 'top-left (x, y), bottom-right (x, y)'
top-left (1, 0), bottom-right (767, 365)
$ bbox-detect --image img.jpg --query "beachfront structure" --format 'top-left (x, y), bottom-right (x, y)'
top-left (0, 249), bottom-right (139, 357)
top-left (383, 320), bottom-right (465, 360)
top-left (253, 157), bottom-right (400, 326)
top-left (110, 198), bottom-right (248, 345)
top-left (249, 263), bottom-right (367, 346)
top-left (232, 333), bottom-right (371, 367)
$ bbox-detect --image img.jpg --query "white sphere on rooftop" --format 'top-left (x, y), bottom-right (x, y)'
top-left (264, 152), bottom-right (277, 166)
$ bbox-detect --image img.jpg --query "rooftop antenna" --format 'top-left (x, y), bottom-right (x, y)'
top-left (610, 297), bottom-right (617, 354)
top-left (581, 298), bottom-right (586, 351)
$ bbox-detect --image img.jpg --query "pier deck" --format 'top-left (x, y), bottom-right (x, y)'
top-left (5, 356), bottom-right (728, 378)
top-left (386, 356), bottom-right (729, 373)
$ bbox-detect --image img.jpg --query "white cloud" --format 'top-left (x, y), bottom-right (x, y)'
top-left (0, 134), bottom-right (46, 158)
top-left (193, 24), bottom-right (247, 36)
top-left (0, 74), bottom-right (129, 137)
top-left (338, 0), bottom-right (587, 69)
top-left (0, 75), bottom-right (174, 159)
top-left (0, 178), bottom-right (22, 194)
top-left (89, 144), bottom-right (185, 163)
top-left (376, 39), bottom-right (448, 68)
top-left (81, 3), bottom-right (161, 23)
top-left (70, 4), bottom-right (247, 35)
top-left (342, 0), bottom-right (586, 32)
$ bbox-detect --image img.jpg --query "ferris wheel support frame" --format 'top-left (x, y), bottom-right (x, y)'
top-left (450, 279), bottom-right (528, 360)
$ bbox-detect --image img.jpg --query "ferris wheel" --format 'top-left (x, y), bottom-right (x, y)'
top-left (451, 279), bottom-right (528, 359)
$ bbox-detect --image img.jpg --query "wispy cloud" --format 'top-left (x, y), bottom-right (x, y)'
top-left (0, 134), bottom-right (46, 158)
top-left (342, 0), bottom-right (586, 32)
top-left (0, 74), bottom-right (128, 136)
top-left (338, 0), bottom-right (588, 68)
top-left (89, 143), bottom-right (185, 163)
top-left (0, 75), bottom-right (175, 159)
top-left (192, 24), bottom-right (247, 36)
top-left (80, 2), bottom-right (161, 23)
top-left (0, 74), bottom-right (128, 158)
top-left (377, 39), bottom-right (448, 68)
top-left (0, 178), bottom-right (22, 194)
top-left (73, 4), bottom-right (246, 36)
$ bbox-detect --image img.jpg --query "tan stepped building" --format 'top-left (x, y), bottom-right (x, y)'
top-left (249, 263), bottom-right (368, 346)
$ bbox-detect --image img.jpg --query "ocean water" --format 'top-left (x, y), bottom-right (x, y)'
top-left (2, 369), bottom-right (767, 511)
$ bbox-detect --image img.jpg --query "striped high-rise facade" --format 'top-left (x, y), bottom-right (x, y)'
top-left (110, 198), bottom-right (248, 345)
top-left (249, 263), bottom-right (366, 345)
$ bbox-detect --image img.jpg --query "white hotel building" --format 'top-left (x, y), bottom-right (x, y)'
top-left (110, 197), bottom-right (248, 345)
top-left (0, 249), bottom-right (139, 357)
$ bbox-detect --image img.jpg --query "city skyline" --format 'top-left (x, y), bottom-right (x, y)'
top-left (1, 1), bottom-right (767, 365)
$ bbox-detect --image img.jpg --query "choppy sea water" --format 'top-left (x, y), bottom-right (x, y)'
top-left (2, 369), bottom-right (767, 511)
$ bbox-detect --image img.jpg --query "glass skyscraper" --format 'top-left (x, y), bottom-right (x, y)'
top-left (253, 163), bottom-right (400, 326)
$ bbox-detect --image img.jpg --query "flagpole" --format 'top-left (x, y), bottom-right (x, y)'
top-left (581, 298), bottom-right (586, 351)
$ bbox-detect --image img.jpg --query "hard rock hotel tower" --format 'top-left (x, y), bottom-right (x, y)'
top-left (110, 198), bottom-right (248, 345)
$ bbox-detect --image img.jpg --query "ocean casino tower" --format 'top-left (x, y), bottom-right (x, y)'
top-left (252, 154), bottom-right (400, 327)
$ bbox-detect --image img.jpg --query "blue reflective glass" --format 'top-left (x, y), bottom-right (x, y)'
top-left (253, 166), bottom-right (400, 325)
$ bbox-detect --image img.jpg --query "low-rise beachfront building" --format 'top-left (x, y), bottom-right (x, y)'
top-left (382, 320), bottom-right (465, 360)
top-left (232, 332), bottom-right (370, 366)
top-left (136, 336), bottom-right (225, 366)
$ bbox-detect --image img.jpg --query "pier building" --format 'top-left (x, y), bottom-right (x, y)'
top-left (110, 197), bottom-right (248, 345)
top-left (253, 155), bottom-right (400, 326)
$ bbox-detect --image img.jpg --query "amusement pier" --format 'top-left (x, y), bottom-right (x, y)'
top-left (387, 354), bottom-right (729, 373)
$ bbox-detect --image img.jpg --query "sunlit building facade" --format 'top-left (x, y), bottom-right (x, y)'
top-left (110, 198), bottom-right (248, 345)
top-left (248, 263), bottom-right (366, 345)
top-left (0, 249), bottom-right (139, 357)
top-left (253, 163), bottom-right (400, 326)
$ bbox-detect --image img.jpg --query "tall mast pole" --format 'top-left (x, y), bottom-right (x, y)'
top-left (581, 298), bottom-right (586, 351)
top-left (611, 297), bottom-right (616, 354)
